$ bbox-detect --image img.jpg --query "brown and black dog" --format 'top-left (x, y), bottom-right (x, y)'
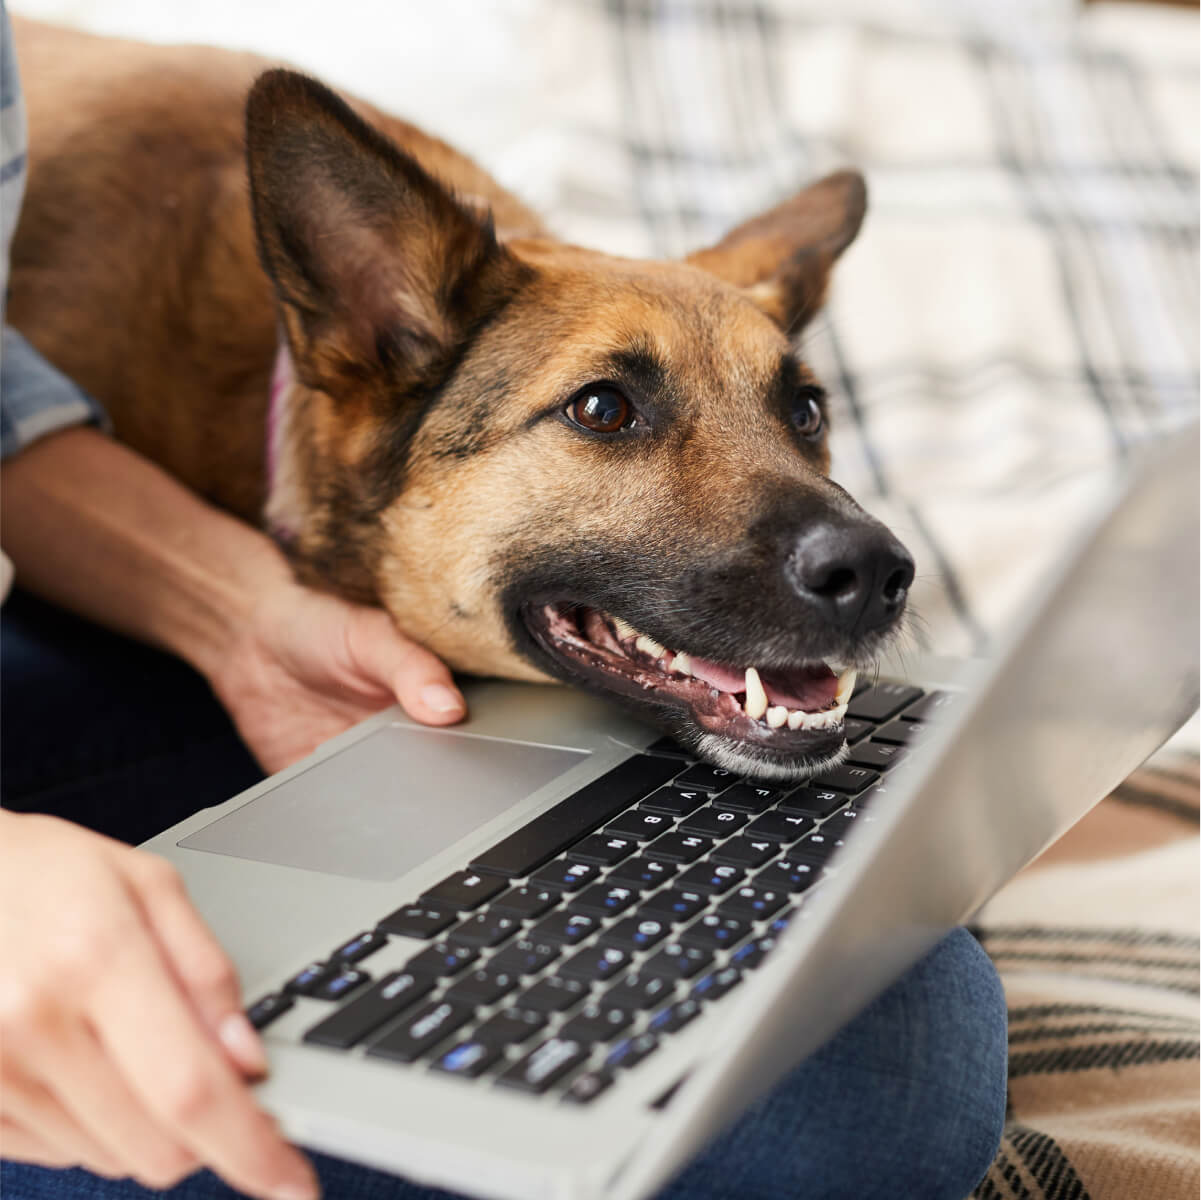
top-left (10, 19), bottom-right (913, 779)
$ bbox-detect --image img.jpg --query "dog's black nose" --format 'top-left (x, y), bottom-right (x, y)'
top-left (789, 521), bottom-right (915, 635)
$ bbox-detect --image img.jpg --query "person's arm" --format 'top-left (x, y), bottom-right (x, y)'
top-left (1, 424), bottom-right (466, 771)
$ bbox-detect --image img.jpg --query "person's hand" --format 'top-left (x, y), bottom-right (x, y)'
top-left (0, 812), bottom-right (320, 1198)
top-left (207, 576), bottom-right (467, 774)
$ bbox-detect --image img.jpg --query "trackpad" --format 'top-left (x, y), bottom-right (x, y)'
top-left (180, 725), bottom-right (589, 881)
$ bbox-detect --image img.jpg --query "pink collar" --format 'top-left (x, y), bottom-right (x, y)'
top-left (265, 341), bottom-right (297, 544)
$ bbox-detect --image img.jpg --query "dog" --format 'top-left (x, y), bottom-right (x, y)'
top-left (10, 18), bottom-right (914, 780)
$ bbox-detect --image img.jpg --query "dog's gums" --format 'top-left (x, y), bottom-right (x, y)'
top-left (523, 603), bottom-right (858, 779)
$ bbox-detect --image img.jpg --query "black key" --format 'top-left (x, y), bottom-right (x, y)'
top-left (303, 971), bottom-right (435, 1050)
top-left (514, 976), bottom-right (589, 1014)
top-left (421, 870), bottom-right (507, 911)
top-left (366, 999), bottom-right (474, 1063)
top-left (678, 808), bottom-right (748, 838)
top-left (729, 935), bottom-right (778, 971)
top-left (377, 904), bottom-right (457, 940)
top-left (559, 943), bottom-right (632, 984)
top-left (246, 993), bottom-right (292, 1031)
top-left (691, 965), bottom-right (743, 1003)
top-left (496, 1037), bottom-right (589, 1094)
top-left (563, 1069), bottom-right (616, 1103)
top-left (647, 832), bottom-right (713, 863)
top-left (644, 736), bottom-right (691, 760)
top-left (404, 941), bottom-right (479, 978)
top-left (718, 884), bottom-right (788, 921)
top-left (640, 787), bottom-right (707, 817)
top-left (824, 807), bottom-right (877, 846)
top-left (847, 683), bottom-right (923, 723)
top-left (489, 937), bottom-right (561, 977)
top-left (312, 967), bottom-right (370, 1002)
top-left (529, 910), bottom-right (602, 946)
top-left (450, 912), bottom-right (521, 948)
top-left (529, 859), bottom-right (601, 893)
top-left (676, 862), bottom-right (745, 894)
top-left (284, 961), bottom-right (336, 997)
top-left (643, 942), bottom-right (714, 980)
top-left (473, 1007), bottom-right (547, 1048)
top-left (604, 1033), bottom-right (659, 1072)
top-left (331, 930), bottom-right (388, 965)
top-left (671, 764), bottom-right (739, 794)
top-left (567, 833), bottom-right (637, 867)
top-left (793, 830), bottom-right (839, 862)
top-left (711, 837), bottom-right (777, 869)
top-left (608, 855), bottom-right (678, 890)
top-left (490, 885), bottom-right (559, 920)
top-left (780, 788), bottom-right (847, 818)
top-left (807, 765), bottom-right (879, 795)
top-left (901, 689), bottom-right (958, 722)
top-left (745, 812), bottom-right (814, 842)
top-left (680, 913), bottom-right (750, 952)
top-left (647, 998), bottom-right (702, 1035)
top-left (560, 1004), bottom-right (635, 1044)
top-left (871, 719), bottom-right (925, 746)
top-left (605, 972), bottom-right (676, 1012)
top-left (713, 783), bottom-right (781, 813)
top-left (604, 809), bottom-right (677, 841)
top-left (756, 858), bottom-right (824, 893)
top-left (432, 1039), bottom-right (503, 1078)
top-left (443, 968), bottom-right (520, 1007)
top-left (599, 915), bottom-right (671, 952)
top-left (846, 742), bottom-right (906, 771)
top-left (639, 888), bottom-right (708, 924)
top-left (571, 883), bottom-right (640, 918)
top-left (843, 717), bottom-right (875, 744)
top-left (470, 755), bottom-right (679, 877)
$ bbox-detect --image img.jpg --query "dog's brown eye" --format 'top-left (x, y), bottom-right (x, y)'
top-left (793, 388), bottom-right (825, 438)
top-left (567, 386), bottom-right (633, 434)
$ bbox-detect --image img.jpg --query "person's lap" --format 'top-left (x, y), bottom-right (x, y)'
top-left (1, 592), bottom-right (1007, 1200)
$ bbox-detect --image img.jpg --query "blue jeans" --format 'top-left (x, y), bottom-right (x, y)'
top-left (1, 593), bottom-right (1007, 1200)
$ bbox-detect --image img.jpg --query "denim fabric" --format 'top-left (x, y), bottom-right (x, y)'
top-left (1, 592), bottom-right (1008, 1199)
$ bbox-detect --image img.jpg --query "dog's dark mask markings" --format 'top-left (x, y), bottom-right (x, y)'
top-left (244, 69), bottom-right (914, 779)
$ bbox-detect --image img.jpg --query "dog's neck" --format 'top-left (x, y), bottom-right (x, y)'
top-left (264, 341), bottom-right (302, 545)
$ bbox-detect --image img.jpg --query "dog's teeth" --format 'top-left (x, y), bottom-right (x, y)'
top-left (672, 651), bottom-right (692, 676)
top-left (787, 709), bottom-right (805, 730)
top-left (744, 667), bottom-right (769, 720)
top-left (613, 617), bottom-right (637, 641)
top-left (835, 667), bottom-right (858, 705)
top-left (636, 634), bottom-right (666, 659)
top-left (766, 706), bottom-right (788, 729)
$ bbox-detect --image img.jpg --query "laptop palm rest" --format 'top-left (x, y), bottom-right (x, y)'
top-left (180, 725), bottom-right (589, 881)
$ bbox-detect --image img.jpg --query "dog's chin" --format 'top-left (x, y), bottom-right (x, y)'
top-left (518, 602), bottom-right (865, 781)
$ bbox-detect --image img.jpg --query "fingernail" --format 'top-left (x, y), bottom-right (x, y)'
top-left (421, 683), bottom-right (465, 715)
top-left (218, 1012), bottom-right (269, 1077)
top-left (273, 1182), bottom-right (320, 1200)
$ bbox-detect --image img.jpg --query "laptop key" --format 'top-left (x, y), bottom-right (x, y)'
top-left (843, 718), bottom-right (875, 744)
top-left (473, 1007), bottom-right (547, 1047)
top-left (642, 942), bottom-right (713, 980)
top-left (469, 755), bottom-right (679, 877)
top-left (675, 862), bottom-right (745, 894)
top-left (529, 859), bottom-right (601, 893)
top-left (710, 838), bottom-right (777, 869)
top-left (559, 1004), bottom-right (635, 1044)
top-left (404, 941), bottom-right (479, 978)
top-left (640, 787), bottom-right (708, 817)
top-left (570, 883), bottom-right (639, 918)
top-left (489, 886), bottom-right (559, 920)
top-left (284, 961), bottom-right (337, 997)
top-left (604, 972), bottom-right (676, 1012)
top-left (312, 967), bottom-right (370, 1002)
top-left (420, 870), bottom-right (507, 911)
top-left (744, 812), bottom-right (813, 843)
top-left (638, 888), bottom-right (707, 923)
top-left (558, 944), bottom-right (632, 984)
top-left (564, 1068), bottom-right (617, 1103)
top-left (680, 914), bottom-right (750, 952)
top-left (793, 831), bottom-right (838, 862)
top-left (713, 784), bottom-right (781, 813)
top-left (566, 834), bottom-right (637, 867)
top-left (514, 976), bottom-right (589, 1014)
top-left (331, 930), bottom-right (388, 965)
top-left (756, 858), bottom-right (824, 893)
top-left (432, 1039), bottom-right (503, 1079)
top-left (529, 910), bottom-right (602, 946)
top-left (718, 885), bottom-right (788, 922)
top-left (488, 937), bottom-right (561, 977)
top-left (806, 765), bottom-right (879, 795)
top-left (603, 1033), bottom-right (659, 1072)
top-left (647, 832), bottom-right (713, 863)
top-left (847, 683), bottom-right (923, 723)
top-left (670, 764), bottom-right (738, 794)
top-left (496, 1037), bottom-right (589, 1094)
top-left (900, 689), bottom-right (956, 721)
top-left (730, 936), bottom-right (778, 971)
top-left (303, 970), bottom-right (435, 1050)
top-left (647, 998), bottom-right (702, 1035)
top-left (607, 855), bottom-right (678, 890)
top-left (604, 810), bottom-right (676, 841)
top-left (599, 915), bottom-right (671, 952)
top-left (246, 993), bottom-right (292, 1031)
top-left (691, 966), bottom-right (743, 1003)
top-left (845, 742), bottom-right (906, 771)
top-left (644, 736), bottom-right (692, 759)
top-left (377, 904), bottom-right (457, 940)
top-left (443, 968), bottom-right (520, 1007)
top-left (450, 912), bottom-right (521, 948)
top-left (678, 808), bottom-right (748, 838)
top-left (366, 999), bottom-right (475, 1064)
top-left (871, 719), bottom-right (925, 746)
top-left (779, 788), bottom-right (847, 818)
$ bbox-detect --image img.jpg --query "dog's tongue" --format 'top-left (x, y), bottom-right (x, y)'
top-left (686, 656), bottom-right (838, 710)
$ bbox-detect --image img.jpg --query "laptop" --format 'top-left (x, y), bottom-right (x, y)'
top-left (142, 427), bottom-right (1199, 1200)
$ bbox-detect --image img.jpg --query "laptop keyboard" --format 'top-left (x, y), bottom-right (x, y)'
top-left (246, 680), bottom-right (949, 1104)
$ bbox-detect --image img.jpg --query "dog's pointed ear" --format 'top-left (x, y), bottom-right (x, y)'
top-left (685, 170), bottom-right (866, 335)
top-left (245, 69), bottom-right (524, 391)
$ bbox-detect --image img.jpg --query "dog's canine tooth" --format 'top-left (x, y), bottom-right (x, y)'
top-left (835, 667), bottom-right (858, 705)
top-left (787, 709), bottom-right (805, 730)
top-left (672, 651), bottom-right (693, 676)
top-left (613, 616), bottom-right (637, 641)
top-left (744, 667), bottom-right (769, 721)
top-left (635, 634), bottom-right (666, 659)
top-left (766, 706), bottom-right (788, 729)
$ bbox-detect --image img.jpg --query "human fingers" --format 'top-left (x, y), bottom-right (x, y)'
top-left (0, 1117), bottom-right (75, 1168)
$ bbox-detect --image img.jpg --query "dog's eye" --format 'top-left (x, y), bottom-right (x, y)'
top-left (566, 385), bottom-right (634, 434)
top-left (793, 387), bottom-right (825, 438)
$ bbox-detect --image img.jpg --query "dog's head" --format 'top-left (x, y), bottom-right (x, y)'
top-left (245, 70), bottom-right (914, 780)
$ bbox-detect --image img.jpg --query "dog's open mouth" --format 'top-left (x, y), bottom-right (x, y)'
top-left (521, 602), bottom-right (858, 778)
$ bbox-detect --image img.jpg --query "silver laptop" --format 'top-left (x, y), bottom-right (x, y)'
top-left (143, 428), bottom-right (1199, 1200)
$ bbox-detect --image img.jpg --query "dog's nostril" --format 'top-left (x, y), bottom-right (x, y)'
top-left (882, 565), bottom-right (912, 606)
top-left (811, 565), bottom-right (859, 600)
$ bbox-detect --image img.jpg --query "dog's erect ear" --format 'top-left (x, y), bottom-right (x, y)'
top-left (245, 69), bottom-right (524, 390)
top-left (685, 170), bottom-right (866, 336)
